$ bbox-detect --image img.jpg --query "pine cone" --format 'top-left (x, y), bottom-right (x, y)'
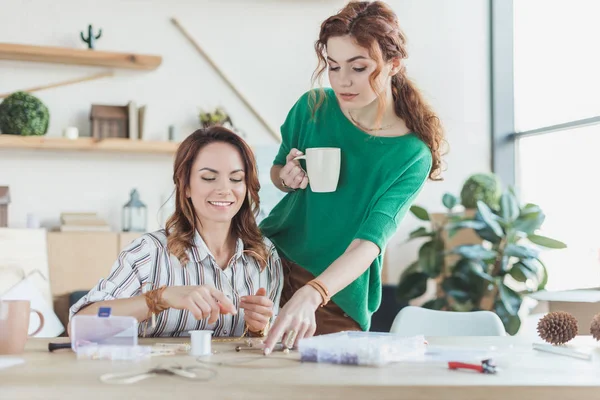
top-left (537, 311), bottom-right (578, 345)
top-left (591, 313), bottom-right (600, 341)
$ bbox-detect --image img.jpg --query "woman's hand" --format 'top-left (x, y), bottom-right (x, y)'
top-left (262, 285), bottom-right (322, 355)
top-left (162, 285), bottom-right (236, 324)
top-left (280, 148), bottom-right (309, 190)
top-left (240, 288), bottom-right (274, 333)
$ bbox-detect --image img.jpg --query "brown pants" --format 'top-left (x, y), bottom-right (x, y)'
top-left (280, 257), bottom-right (361, 335)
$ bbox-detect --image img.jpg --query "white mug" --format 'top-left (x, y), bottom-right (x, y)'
top-left (294, 147), bottom-right (341, 193)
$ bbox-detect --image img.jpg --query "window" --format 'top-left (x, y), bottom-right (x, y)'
top-left (514, 0), bottom-right (600, 131)
top-left (517, 125), bottom-right (600, 290)
top-left (493, 0), bottom-right (600, 290)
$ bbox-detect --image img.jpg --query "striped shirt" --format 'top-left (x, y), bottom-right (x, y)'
top-left (69, 229), bottom-right (283, 337)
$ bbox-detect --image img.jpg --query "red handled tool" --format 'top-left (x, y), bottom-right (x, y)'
top-left (448, 358), bottom-right (496, 374)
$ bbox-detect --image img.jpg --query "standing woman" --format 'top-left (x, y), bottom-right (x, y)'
top-left (261, 1), bottom-right (445, 353)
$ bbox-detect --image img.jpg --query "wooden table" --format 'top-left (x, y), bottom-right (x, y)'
top-left (1, 336), bottom-right (599, 399)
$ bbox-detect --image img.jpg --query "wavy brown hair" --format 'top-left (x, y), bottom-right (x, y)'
top-left (311, 0), bottom-right (446, 180)
top-left (165, 126), bottom-right (267, 268)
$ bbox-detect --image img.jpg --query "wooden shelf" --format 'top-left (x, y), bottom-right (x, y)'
top-left (0, 135), bottom-right (179, 155)
top-left (0, 43), bottom-right (162, 70)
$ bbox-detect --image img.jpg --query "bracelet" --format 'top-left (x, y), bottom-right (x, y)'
top-left (246, 319), bottom-right (271, 338)
top-left (306, 279), bottom-right (330, 307)
top-left (143, 286), bottom-right (169, 337)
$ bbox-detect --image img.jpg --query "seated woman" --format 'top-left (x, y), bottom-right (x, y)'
top-left (69, 126), bottom-right (283, 337)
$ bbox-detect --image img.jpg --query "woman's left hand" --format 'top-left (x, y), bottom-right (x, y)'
top-left (240, 288), bottom-right (274, 333)
top-left (262, 286), bottom-right (322, 355)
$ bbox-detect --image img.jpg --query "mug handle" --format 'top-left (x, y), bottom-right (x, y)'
top-left (28, 309), bottom-right (45, 337)
top-left (293, 155), bottom-right (306, 161)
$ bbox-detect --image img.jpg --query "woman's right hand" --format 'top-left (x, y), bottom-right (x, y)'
top-left (280, 148), bottom-right (309, 190)
top-left (161, 285), bottom-right (236, 324)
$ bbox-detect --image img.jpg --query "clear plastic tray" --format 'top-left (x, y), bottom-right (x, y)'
top-left (70, 314), bottom-right (138, 352)
top-left (297, 331), bottom-right (426, 367)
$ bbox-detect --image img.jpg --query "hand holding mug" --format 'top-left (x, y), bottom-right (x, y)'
top-left (280, 148), bottom-right (309, 190)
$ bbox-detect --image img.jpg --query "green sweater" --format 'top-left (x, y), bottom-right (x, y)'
top-left (260, 88), bottom-right (432, 331)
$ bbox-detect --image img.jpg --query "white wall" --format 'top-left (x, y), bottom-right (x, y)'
top-left (383, 0), bottom-right (492, 283)
top-left (0, 0), bottom-right (491, 283)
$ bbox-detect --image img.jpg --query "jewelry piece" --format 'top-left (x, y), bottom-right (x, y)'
top-left (281, 178), bottom-right (295, 191)
top-left (235, 343), bottom-right (285, 352)
top-left (246, 319), bottom-right (270, 338)
top-left (348, 112), bottom-right (395, 132)
top-left (284, 330), bottom-right (297, 349)
top-left (153, 343), bottom-right (191, 353)
top-left (306, 279), bottom-right (330, 307)
top-left (142, 285), bottom-right (169, 337)
top-left (100, 364), bottom-right (217, 384)
top-left (195, 356), bottom-right (299, 369)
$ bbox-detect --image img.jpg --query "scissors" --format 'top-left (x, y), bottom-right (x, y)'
top-left (100, 364), bottom-right (214, 384)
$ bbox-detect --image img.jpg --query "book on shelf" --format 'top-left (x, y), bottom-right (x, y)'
top-left (59, 225), bottom-right (111, 232)
top-left (59, 212), bottom-right (111, 231)
top-left (127, 102), bottom-right (146, 141)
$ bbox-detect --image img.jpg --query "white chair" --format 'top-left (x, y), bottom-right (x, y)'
top-left (389, 306), bottom-right (506, 336)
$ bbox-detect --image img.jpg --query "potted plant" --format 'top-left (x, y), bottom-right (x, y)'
top-left (0, 92), bottom-right (49, 136)
top-left (398, 180), bottom-right (566, 335)
top-left (199, 107), bottom-right (232, 129)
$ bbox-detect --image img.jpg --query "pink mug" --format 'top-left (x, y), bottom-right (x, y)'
top-left (0, 300), bottom-right (45, 355)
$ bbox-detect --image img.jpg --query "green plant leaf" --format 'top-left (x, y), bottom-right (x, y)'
top-left (461, 259), bottom-right (494, 282)
top-left (442, 193), bottom-right (459, 210)
top-left (498, 283), bottom-right (522, 315)
top-left (509, 262), bottom-right (536, 282)
top-left (418, 240), bottom-right (444, 277)
top-left (476, 201), bottom-right (504, 237)
top-left (513, 210), bottom-right (545, 234)
top-left (527, 234), bottom-right (567, 249)
top-left (410, 205), bottom-right (430, 221)
top-left (396, 272), bottom-right (429, 301)
top-left (442, 276), bottom-right (472, 302)
top-left (504, 243), bottom-right (539, 259)
top-left (520, 203), bottom-right (541, 217)
top-left (453, 245), bottom-right (497, 260)
top-left (535, 258), bottom-right (549, 290)
top-left (400, 261), bottom-right (421, 281)
top-left (498, 255), bottom-right (510, 274)
top-left (422, 298), bottom-right (448, 310)
top-left (471, 212), bottom-right (503, 243)
top-left (474, 226), bottom-right (502, 243)
top-left (451, 300), bottom-right (475, 312)
top-left (495, 301), bottom-right (521, 335)
top-left (447, 219), bottom-right (486, 239)
top-left (452, 258), bottom-right (474, 282)
top-left (500, 191), bottom-right (520, 223)
top-left (407, 226), bottom-right (433, 240)
top-left (519, 258), bottom-right (540, 275)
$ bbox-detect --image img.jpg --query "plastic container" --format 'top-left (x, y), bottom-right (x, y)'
top-left (70, 314), bottom-right (138, 352)
top-left (297, 331), bottom-right (426, 367)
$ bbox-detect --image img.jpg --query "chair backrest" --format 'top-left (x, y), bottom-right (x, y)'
top-left (390, 306), bottom-right (506, 336)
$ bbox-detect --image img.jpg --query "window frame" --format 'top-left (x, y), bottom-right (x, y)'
top-left (491, 0), bottom-right (600, 187)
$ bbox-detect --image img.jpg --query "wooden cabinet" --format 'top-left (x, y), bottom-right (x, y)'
top-left (47, 231), bottom-right (143, 327)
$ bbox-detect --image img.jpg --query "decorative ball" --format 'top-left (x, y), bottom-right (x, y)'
top-left (0, 91), bottom-right (49, 136)
top-left (590, 313), bottom-right (600, 341)
top-left (537, 311), bottom-right (578, 345)
top-left (460, 173), bottom-right (502, 209)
